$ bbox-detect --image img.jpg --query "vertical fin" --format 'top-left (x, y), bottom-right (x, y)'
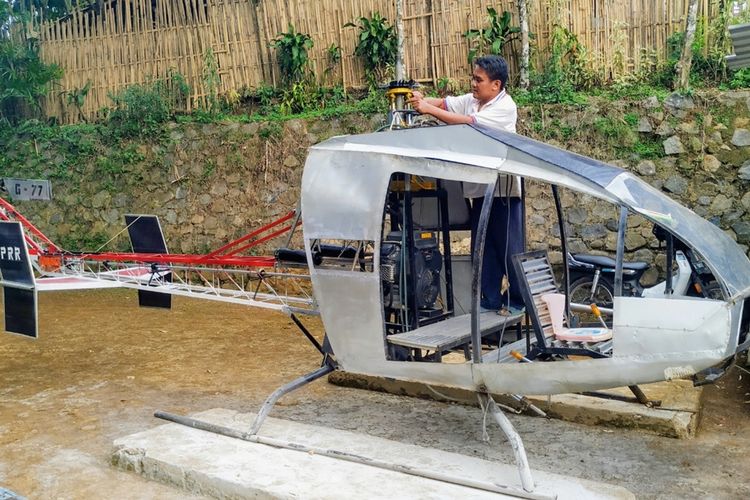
top-left (0, 221), bottom-right (38, 338)
top-left (125, 214), bottom-right (172, 309)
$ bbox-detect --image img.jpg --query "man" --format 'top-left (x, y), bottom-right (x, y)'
top-left (408, 55), bottom-right (524, 313)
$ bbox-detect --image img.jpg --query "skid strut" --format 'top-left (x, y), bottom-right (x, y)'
top-left (478, 393), bottom-right (536, 493)
top-left (248, 363), bottom-right (334, 434)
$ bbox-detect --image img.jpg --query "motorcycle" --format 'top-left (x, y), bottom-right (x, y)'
top-left (566, 227), bottom-right (723, 326)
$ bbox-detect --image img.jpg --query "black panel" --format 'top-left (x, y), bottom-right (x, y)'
top-left (0, 222), bottom-right (37, 338)
top-left (5, 288), bottom-right (37, 338)
top-left (125, 215), bottom-right (172, 309)
top-left (0, 222), bottom-right (34, 285)
top-left (125, 215), bottom-right (168, 253)
top-left (138, 289), bottom-right (172, 309)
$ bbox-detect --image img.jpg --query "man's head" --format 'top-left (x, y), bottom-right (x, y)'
top-left (471, 55), bottom-right (509, 105)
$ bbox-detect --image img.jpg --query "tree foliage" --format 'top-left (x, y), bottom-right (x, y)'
top-left (0, 39), bottom-right (62, 122)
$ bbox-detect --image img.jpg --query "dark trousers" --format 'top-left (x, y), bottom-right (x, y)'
top-left (470, 196), bottom-right (525, 310)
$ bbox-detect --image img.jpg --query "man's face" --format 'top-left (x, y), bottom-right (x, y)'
top-left (471, 66), bottom-right (502, 105)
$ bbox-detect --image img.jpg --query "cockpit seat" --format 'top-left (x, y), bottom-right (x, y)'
top-left (541, 293), bottom-right (612, 342)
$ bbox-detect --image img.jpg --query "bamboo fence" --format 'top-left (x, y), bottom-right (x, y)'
top-left (35, 0), bottom-right (717, 123)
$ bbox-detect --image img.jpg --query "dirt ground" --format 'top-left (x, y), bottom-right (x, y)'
top-left (1, 289), bottom-right (749, 499)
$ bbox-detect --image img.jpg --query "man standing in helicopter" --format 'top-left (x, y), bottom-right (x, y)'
top-left (408, 54), bottom-right (524, 313)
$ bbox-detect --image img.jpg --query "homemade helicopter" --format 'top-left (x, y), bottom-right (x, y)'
top-left (1, 120), bottom-right (749, 497)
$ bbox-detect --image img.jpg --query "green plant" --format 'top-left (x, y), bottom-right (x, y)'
top-left (314, 84), bottom-right (346, 108)
top-left (728, 67), bottom-right (750, 88)
top-left (96, 144), bottom-right (144, 176)
top-left (436, 76), bottom-right (457, 97)
top-left (64, 80), bottom-right (91, 122)
top-left (60, 231), bottom-right (110, 252)
top-left (202, 48), bottom-right (221, 114)
top-left (270, 25), bottom-right (314, 83)
top-left (322, 43), bottom-right (342, 85)
top-left (463, 7), bottom-right (520, 63)
top-left (201, 159), bottom-right (216, 179)
top-left (688, 14), bottom-right (728, 85)
top-left (107, 73), bottom-right (188, 138)
top-left (258, 122), bottom-right (283, 139)
top-left (660, 8), bottom-right (730, 89)
top-left (524, 24), bottom-right (596, 104)
top-left (0, 38), bottom-right (63, 123)
top-left (347, 12), bottom-right (397, 86)
top-left (356, 88), bottom-right (388, 114)
top-left (243, 84), bottom-right (279, 114)
top-left (279, 81), bottom-right (313, 114)
top-left (632, 138), bottom-right (663, 159)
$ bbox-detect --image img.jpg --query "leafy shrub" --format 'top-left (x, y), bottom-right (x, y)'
top-left (522, 25), bottom-right (596, 104)
top-left (463, 7), bottom-right (520, 63)
top-left (348, 12), bottom-right (397, 86)
top-left (355, 88), bottom-right (388, 114)
top-left (279, 81), bottom-right (313, 114)
top-left (659, 13), bottom-right (729, 89)
top-left (727, 68), bottom-right (750, 89)
top-left (203, 48), bottom-right (222, 114)
top-left (0, 38), bottom-right (62, 123)
top-left (270, 25), bottom-right (314, 83)
top-left (107, 73), bottom-right (189, 138)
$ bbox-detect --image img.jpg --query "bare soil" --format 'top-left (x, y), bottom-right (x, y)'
top-left (1, 289), bottom-right (749, 499)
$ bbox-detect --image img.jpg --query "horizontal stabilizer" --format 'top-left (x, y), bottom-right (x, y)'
top-left (0, 221), bottom-right (37, 338)
top-left (126, 215), bottom-right (172, 309)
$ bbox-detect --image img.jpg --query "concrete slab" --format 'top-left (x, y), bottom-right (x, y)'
top-left (112, 408), bottom-right (634, 500)
top-left (329, 372), bottom-right (703, 438)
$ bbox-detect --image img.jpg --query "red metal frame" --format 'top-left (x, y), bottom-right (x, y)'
top-left (0, 197), bottom-right (301, 269)
top-left (75, 252), bottom-right (276, 267)
top-left (0, 198), bottom-right (62, 254)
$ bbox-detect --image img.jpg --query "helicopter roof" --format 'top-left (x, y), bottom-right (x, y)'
top-left (310, 124), bottom-right (750, 299)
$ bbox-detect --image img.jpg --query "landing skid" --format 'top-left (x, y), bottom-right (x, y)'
top-left (156, 365), bottom-right (548, 498)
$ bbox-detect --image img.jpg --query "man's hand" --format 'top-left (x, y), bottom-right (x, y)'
top-left (408, 91), bottom-right (429, 113)
top-left (407, 92), bottom-right (472, 125)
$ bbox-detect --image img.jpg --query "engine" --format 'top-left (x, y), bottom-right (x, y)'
top-left (381, 231), bottom-right (442, 311)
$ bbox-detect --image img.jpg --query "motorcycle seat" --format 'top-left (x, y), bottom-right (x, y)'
top-left (572, 253), bottom-right (649, 271)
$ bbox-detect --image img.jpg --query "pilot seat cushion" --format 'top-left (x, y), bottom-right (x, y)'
top-left (541, 293), bottom-right (613, 342)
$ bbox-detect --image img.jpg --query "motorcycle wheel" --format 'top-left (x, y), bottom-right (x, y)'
top-left (568, 276), bottom-right (615, 327)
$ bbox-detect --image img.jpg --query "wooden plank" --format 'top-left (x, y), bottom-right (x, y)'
top-left (388, 311), bottom-right (523, 351)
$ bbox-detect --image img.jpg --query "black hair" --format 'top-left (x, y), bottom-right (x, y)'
top-left (474, 55), bottom-right (509, 89)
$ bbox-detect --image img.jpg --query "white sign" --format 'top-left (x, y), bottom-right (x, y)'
top-left (3, 178), bottom-right (52, 201)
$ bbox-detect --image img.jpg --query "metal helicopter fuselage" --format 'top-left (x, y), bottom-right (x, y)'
top-left (300, 124), bottom-right (750, 396)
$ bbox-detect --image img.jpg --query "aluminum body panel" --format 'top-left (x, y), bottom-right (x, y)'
top-left (613, 296), bottom-right (730, 357)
